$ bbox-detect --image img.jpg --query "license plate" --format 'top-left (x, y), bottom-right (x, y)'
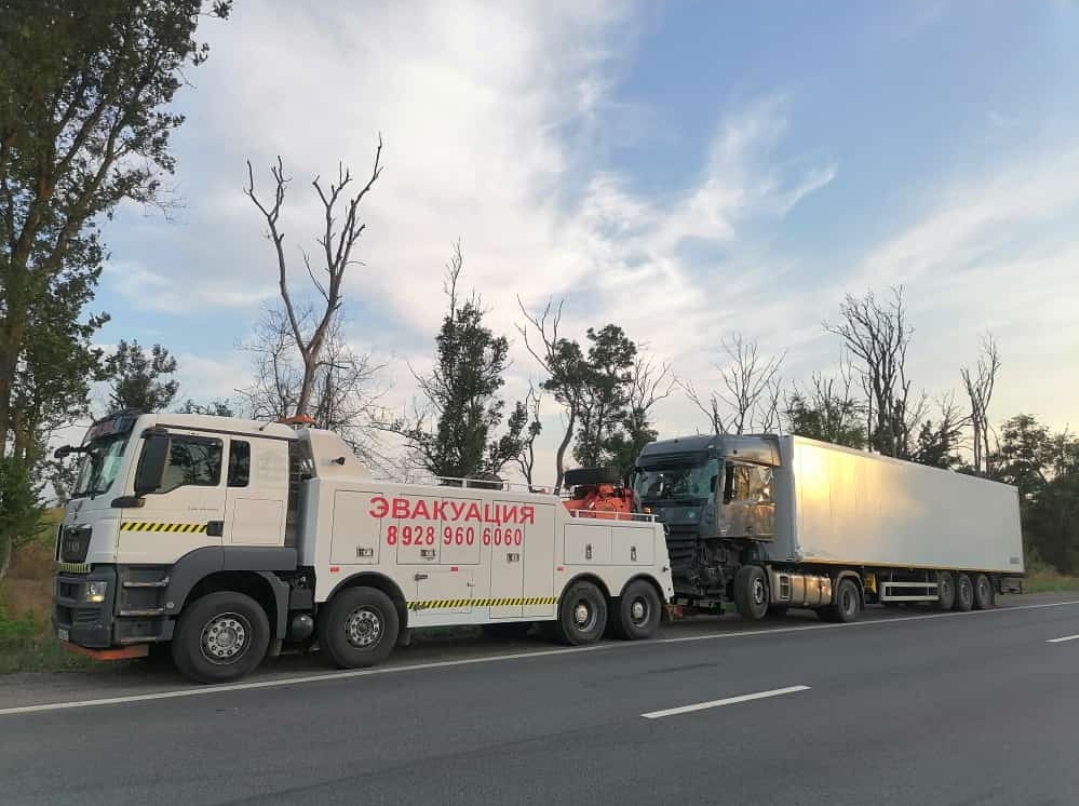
top-left (57, 628), bottom-right (69, 642)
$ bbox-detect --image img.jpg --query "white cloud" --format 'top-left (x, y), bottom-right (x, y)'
top-left (94, 0), bottom-right (1079, 483)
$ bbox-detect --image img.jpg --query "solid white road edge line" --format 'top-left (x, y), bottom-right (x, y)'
top-left (1046, 634), bottom-right (1079, 644)
top-left (2, 598), bottom-right (1078, 718)
top-left (642, 685), bottom-right (811, 719)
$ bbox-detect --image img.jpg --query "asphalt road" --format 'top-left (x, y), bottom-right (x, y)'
top-left (3, 594), bottom-right (1079, 806)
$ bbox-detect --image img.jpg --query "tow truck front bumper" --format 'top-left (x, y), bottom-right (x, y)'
top-left (52, 565), bottom-right (173, 654)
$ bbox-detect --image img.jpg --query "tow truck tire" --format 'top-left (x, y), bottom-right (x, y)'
top-left (935, 571), bottom-right (956, 611)
top-left (171, 591), bottom-right (270, 685)
top-left (733, 564), bottom-right (769, 621)
top-left (554, 581), bottom-right (608, 646)
top-left (954, 573), bottom-right (974, 612)
top-left (973, 574), bottom-right (995, 610)
top-left (319, 587), bottom-right (399, 669)
top-left (611, 580), bottom-right (662, 640)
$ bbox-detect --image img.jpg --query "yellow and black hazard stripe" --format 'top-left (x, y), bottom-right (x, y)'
top-left (120, 522), bottom-right (208, 534)
top-left (408, 596), bottom-right (558, 611)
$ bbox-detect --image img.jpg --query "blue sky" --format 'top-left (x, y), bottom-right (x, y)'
top-left (86, 0), bottom-right (1079, 474)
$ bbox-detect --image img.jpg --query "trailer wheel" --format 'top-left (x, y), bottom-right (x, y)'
top-left (611, 580), bottom-right (662, 640)
top-left (554, 581), bottom-right (607, 646)
top-left (733, 565), bottom-right (769, 621)
top-left (973, 574), bottom-right (995, 610)
top-left (170, 591), bottom-right (270, 684)
top-left (319, 586), bottom-right (399, 669)
top-left (935, 572), bottom-right (956, 611)
top-left (954, 574), bottom-right (974, 612)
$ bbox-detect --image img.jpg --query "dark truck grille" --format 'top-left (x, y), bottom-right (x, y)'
top-left (664, 527), bottom-right (698, 572)
top-left (59, 525), bottom-right (92, 563)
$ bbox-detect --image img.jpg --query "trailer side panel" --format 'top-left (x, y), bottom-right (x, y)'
top-left (791, 436), bottom-right (1024, 574)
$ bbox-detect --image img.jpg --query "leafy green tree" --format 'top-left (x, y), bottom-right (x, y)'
top-left (573, 325), bottom-right (636, 468)
top-left (0, 0), bottom-right (228, 574)
top-left (399, 244), bottom-right (524, 481)
top-left (176, 398), bottom-right (236, 417)
top-left (105, 340), bottom-right (179, 413)
top-left (0, 0), bottom-right (230, 454)
top-left (990, 415), bottom-right (1079, 573)
top-left (518, 298), bottom-right (592, 488)
top-left (0, 457), bottom-right (46, 581)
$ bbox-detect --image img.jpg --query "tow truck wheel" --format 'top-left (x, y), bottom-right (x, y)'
top-left (973, 574), bottom-right (995, 610)
top-left (171, 591), bottom-right (270, 684)
top-left (554, 580), bottom-right (608, 646)
top-left (319, 586), bottom-right (399, 669)
top-left (733, 565), bottom-right (769, 621)
top-left (611, 580), bottom-right (662, 640)
top-left (953, 574), bottom-right (974, 612)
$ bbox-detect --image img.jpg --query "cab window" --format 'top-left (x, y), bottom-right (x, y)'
top-left (160, 436), bottom-right (223, 492)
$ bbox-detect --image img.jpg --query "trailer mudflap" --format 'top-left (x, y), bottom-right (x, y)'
top-left (61, 642), bottom-right (149, 661)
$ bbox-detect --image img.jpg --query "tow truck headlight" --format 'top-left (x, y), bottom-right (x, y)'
top-left (82, 581), bottom-right (109, 604)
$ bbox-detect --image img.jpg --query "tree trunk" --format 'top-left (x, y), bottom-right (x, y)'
top-left (0, 536), bottom-right (12, 584)
top-left (295, 353), bottom-right (317, 418)
top-left (555, 408), bottom-right (576, 490)
top-left (0, 330), bottom-right (21, 458)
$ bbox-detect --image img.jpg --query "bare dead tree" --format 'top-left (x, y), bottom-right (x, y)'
top-left (961, 333), bottom-right (1001, 475)
top-left (628, 357), bottom-right (675, 428)
top-left (517, 297), bottom-right (590, 487)
top-left (825, 287), bottom-right (916, 457)
top-left (682, 334), bottom-right (785, 435)
top-left (244, 137), bottom-right (383, 418)
top-left (238, 304), bottom-right (391, 472)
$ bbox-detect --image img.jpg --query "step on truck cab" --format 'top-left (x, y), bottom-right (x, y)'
top-left (52, 410), bottom-right (674, 684)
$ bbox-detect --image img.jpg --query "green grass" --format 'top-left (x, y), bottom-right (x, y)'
top-left (0, 604), bottom-right (95, 674)
top-left (1023, 572), bottom-right (1079, 593)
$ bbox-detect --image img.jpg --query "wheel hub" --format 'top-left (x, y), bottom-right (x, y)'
top-left (574, 602), bottom-right (591, 627)
top-left (201, 614), bottom-right (248, 663)
top-left (752, 579), bottom-right (766, 605)
top-left (345, 607), bottom-right (382, 648)
top-left (630, 599), bottom-right (647, 623)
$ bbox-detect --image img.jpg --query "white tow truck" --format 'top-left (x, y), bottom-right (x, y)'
top-left (51, 411), bottom-right (674, 683)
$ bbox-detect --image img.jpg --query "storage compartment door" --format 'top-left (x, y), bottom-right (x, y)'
top-left (489, 526), bottom-right (525, 619)
top-left (330, 490), bottom-right (381, 565)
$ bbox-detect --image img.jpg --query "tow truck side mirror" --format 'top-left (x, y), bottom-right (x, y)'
top-left (134, 432), bottom-right (169, 496)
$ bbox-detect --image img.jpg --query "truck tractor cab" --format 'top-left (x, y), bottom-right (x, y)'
top-left (631, 434), bottom-right (783, 606)
top-left (51, 409), bottom-right (302, 657)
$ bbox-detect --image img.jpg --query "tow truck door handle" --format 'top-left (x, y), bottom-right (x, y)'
top-left (206, 520), bottom-right (224, 537)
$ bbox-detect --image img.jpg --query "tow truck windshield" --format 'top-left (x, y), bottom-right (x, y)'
top-left (633, 456), bottom-right (719, 503)
top-left (69, 432), bottom-right (131, 499)
top-left (59, 414), bottom-right (138, 500)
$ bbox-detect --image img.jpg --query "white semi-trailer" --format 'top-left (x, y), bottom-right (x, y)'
top-left (51, 411), bottom-right (673, 684)
top-left (631, 433), bottom-right (1024, 621)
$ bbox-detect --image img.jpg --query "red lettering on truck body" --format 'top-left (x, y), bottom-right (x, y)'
top-left (367, 496), bottom-right (538, 526)
top-left (369, 495), bottom-right (389, 518)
